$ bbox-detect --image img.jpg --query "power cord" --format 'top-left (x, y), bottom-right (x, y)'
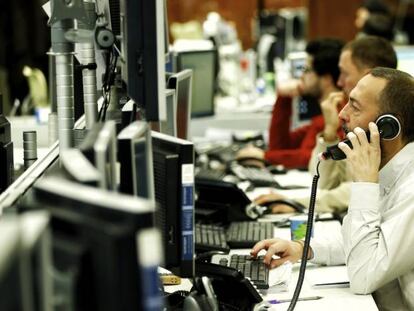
top-left (287, 160), bottom-right (321, 311)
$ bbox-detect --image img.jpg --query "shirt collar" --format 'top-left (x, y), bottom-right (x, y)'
top-left (379, 142), bottom-right (414, 194)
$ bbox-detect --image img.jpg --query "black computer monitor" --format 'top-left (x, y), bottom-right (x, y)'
top-left (79, 121), bottom-right (117, 191)
top-left (118, 121), bottom-right (154, 199)
top-left (152, 131), bottom-right (195, 278)
top-left (23, 176), bottom-right (163, 311)
top-left (120, 0), bottom-right (166, 121)
top-left (176, 50), bottom-right (217, 118)
top-left (167, 69), bottom-right (192, 140)
top-left (0, 217), bottom-right (25, 311)
top-left (0, 211), bottom-right (52, 311)
top-left (0, 95), bottom-right (13, 193)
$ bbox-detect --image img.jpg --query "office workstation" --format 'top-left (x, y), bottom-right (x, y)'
top-left (3, 0), bottom-right (414, 310)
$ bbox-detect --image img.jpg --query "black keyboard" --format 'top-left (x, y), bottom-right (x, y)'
top-left (230, 165), bottom-right (278, 187)
top-left (226, 222), bottom-right (274, 248)
top-left (218, 255), bottom-right (269, 289)
top-left (195, 168), bottom-right (226, 181)
top-left (195, 224), bottom-right (230, 253)
top-left (195, 222), bottom-right (274, 252)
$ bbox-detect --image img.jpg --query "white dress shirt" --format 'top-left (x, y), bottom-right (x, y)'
top-left (311, 142), bottom-right (414, 311)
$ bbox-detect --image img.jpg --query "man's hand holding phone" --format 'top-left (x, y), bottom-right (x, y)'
top-left (338, 122), bottom-right (381, 183)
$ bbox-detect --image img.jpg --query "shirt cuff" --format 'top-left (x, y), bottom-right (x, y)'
top-left (309, 238), bottom-right (329, 265)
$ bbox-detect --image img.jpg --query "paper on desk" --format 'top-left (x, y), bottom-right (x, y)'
top-left (306, 265), bottom-right (349, 288)
top-left (264, 261), bottom-right (292, 294)
top-left (274, 170), bottom-right (313, 188)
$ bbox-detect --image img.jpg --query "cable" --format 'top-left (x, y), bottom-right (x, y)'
top-left (287, 160), bottom-right (321, 311)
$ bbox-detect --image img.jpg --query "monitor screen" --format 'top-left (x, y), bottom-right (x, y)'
top-left (79, 121), bottom-right (117, 191)
top-left (24, 176), bottom-right (163, 311)
top-left (120, 0), bottom-right (166, 121)
top-left (167, 69), bottom-right (192, 140)
top-left (118, 121), bottom-right (154, 199)
top-left (287, 51), bottom-right (307, 79)
top-left (0, 211), bottom-right (52, 311)
top-left (176, 50), bottom-right (216, 118)
top-left (152, 131), bottom-right (195, 278)
top-left (0, 217), bottom-right (24, 311)
top-left (395, 45), bottom-right (414, 77)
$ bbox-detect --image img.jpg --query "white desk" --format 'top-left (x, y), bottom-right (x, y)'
top-left (263, 222), bottom-right (378, 311)
top-left (165, 221), bottom-right (378, 310)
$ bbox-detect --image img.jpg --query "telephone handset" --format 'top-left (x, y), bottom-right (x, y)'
top-left (321, 114), bottom-right (401, 160)
top-left (195, 262), bottom-right (263, 311)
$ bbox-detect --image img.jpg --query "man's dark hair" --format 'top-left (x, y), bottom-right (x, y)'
top-left (362, 0), bottom-right (390, 15)
top-left (343, 36), bottom-right (397, 70)
top-left (371, 67), bottom-right (414, 143)
top-left (306, 38), bottom-right (344, 83)
top-left (361, 13), bottom-right (394, 41)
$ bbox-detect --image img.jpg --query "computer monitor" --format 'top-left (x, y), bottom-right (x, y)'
top-left (22, 176), bottom-right (163, 311)
top-left (176, 50), bottom-right (217, 118)
top-left (118, 121), bottom-right (154, 199)
top-left (395, 45), bottom-right (414, 77)
top-left (167, 69), bottom-right (193, 140)
top-left (120, 0), bottom-right (166, 121)
top-left (287, 51), bottom-right (307, 79)
top-left (0, 95), bottom-right (13, 193)
top-left (159, 89), bottom-right (177, 137)
top-left (152, 131), bottom-right (195, 278)
top-left (0, 211), bottom-right (53, 311)
top-left (0, 216), bottom-right (25, 311)
top-left (79, 121), bottom-right (117, 191)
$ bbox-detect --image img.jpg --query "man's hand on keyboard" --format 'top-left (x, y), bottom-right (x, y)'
top-left (250, 238), bottom-right (303, 269)
top-left (254, 193), bottom-right (296, 214)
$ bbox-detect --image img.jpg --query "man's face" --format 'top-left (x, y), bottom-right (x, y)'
top-left (337, 50), bottom-right (369, 96)
top-left (300, 55), bottom-right (322, 98)
top-left (338, 74), bottom-right (386, 133)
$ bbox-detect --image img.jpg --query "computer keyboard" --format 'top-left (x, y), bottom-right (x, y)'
top-left (195, 168), bottom-right (226, 181)
top-left (226, 221), bottom-right (274, 248)
top-left (195, 222), bottom-right (274, 253)
top-left (195, 224), bottom-right (230, 253)
top-left (217, 254), bottom-right (269, 289)
top-left (230, 165), bottom-right (278, 187)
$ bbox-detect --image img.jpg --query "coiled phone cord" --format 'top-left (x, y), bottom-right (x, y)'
top-left (287, 160), bottom-right (321, 311)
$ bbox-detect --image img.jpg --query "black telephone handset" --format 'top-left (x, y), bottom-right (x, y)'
top-left (322, 114), bottom-right (401, 160)
top-left (195, 262), bottom-right (263, 311)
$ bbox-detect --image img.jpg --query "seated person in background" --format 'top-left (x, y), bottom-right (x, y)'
top-left (237, 38), bottom-right (344, 169)
top-left (252, 68), bottom-right (414, 310)
top-left (357, 13), bottom-right (394, 41)
top-left (256, 36), bottom-right (397, 214)
top-left (354, 0), bottom-right (391, 31)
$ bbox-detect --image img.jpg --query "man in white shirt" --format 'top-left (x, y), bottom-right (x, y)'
top-left (251, 67), bottom-right (414, 310)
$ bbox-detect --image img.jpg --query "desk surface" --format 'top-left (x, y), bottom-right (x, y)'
top-left (165, 221), bottom-right (378, 310)
top-left (264, 222), bottom-right (378, 311)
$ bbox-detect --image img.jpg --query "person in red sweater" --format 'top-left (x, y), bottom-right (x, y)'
top-left (237, 38), bottom-right (344, 168)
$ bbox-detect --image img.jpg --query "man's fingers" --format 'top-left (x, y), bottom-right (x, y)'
top-left (250, 239), bottom-right (277, 257)
top-left (270, 257), bottom-right (291, 269)
top-left (369, 122), bottom-right (380, 149)
top-left (338, 141), bottom-right (352, 158)
top-left (263, 242), bottom-right (286, 265)
top-left (346, 132), bottom-right (360, 151)
top-left (354, 127), bottom-right (369, 145)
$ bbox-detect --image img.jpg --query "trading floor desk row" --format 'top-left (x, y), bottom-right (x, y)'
top-left (168, 220), bottom-right (378, 311)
